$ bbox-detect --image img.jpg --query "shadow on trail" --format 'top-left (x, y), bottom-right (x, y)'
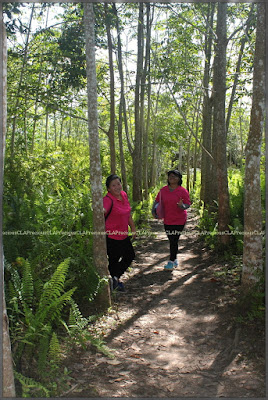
top-left (105, 260), bottom-right (211, 343)
top-left (101, 218), bottom-right (256, 397)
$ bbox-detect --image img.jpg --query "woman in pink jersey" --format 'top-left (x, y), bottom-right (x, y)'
top-left (153, 170), bottom-right (191, 270)
top-left (103, 174), bottom-right (136, 291)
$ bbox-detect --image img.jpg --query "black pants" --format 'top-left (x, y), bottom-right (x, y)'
top-left (164, 224), bottom-right (185, 261)
top-left (106, 236), bottom-right (135, 279)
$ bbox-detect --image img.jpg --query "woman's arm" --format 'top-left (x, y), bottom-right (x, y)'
top-left (128, 215), bottom-right (136, 239)
top-left (177, 189), bottom-right (191, 209)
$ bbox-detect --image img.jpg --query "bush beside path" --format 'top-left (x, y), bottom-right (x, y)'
top-left (63, 212), bottom-right (265, 398)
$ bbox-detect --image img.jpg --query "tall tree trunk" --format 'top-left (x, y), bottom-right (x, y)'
top-left (59, 117), bottom-right (64, 146)
top-left (118, 96), bottom-right (128, 192)
top-left (105, 4), bottom-right (116, 174)
top-left (84, 2), bottom-right (111, 311)
top-left (113, 4), bottom-right (128, 190)
top-left (200, 3), bottom-right (215, 209)
top-left (242, 3), bottom-right (265, 287)
top-left (212, 2), bottom-right (230, 246)
top-left (149, 81), bottom-right (162, 188)
top-left (1, 16), bottom-right (16, 397)
top-left (132, 3), bottom-right (144, 202)
top-left (54, 112), bottom-right (57, 148)
top-left (226, 4), bottom-right (255, 134)
top-left (10, 3), bottom-right (35, 156)
top-left (31, 5), bottom-right (50, 153)
top-left (142, 3), bottom-right (152, 200)
top-left (45, 111), bottom-right (49, 144)
top-left (186, 133), bottom-right (192, 192)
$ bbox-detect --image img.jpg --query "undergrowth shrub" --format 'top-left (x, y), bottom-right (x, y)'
top-left (195, 168), bottom-right (265, 255)
top-left (3, 145), bottom-right (103, 310)
top-left (5, 257), bottom-right (76, 372)
top-left (236, 279), bottom-right (265, 324)
top-left (5, 256), bottom-right (109, 397)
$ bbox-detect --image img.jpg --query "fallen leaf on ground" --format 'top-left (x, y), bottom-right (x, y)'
top-left (106, 359), bottom-right (122, 365)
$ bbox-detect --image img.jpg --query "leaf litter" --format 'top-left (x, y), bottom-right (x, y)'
top-left (62, 215), bottom-right (265, 398)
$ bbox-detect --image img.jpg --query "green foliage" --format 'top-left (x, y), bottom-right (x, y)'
top-left (5, 255), bottom-right (107, 397)
top-left (196, 202), bottom-right (218, 249)
top-left (3, 144), bottom-right (102, 307)
top-left (64, 299), bottom-right (113, 357)
top-left (14, 371), bottom-right (50, 398)
top-left (196, 168), bottom-right (265, 255)
top-left (49, 332), bottom-right (62, 365)
top-left (5, 257), bottom-right (75, 373)
top-left (228, 168), bottom-right (244, 224)
top-left (236, 282), bottom-right (265, 324)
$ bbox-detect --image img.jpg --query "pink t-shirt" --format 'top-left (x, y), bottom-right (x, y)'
top-left (103, 191), bottom-right (131, 240)
top-left (155, 185), bottom-right (191, 225)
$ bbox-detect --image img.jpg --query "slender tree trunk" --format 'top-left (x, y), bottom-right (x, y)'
top-left (84, 2), bottom-right (111, 311)
top-left (212, 2), bottom-right (230, 246)
top-left (226, 4), bottom-right (255, 134)
top-left (150, 82), bottom-right (162, 187)
top-left (10, 3), bottom-right (35, 156)
top-left (118, 97), bottom-right (128, 192)
top-left (54, 112), bottom-right (57, 148)
top-left (242, 3), bottom-right (265, 287)
top-left (142, 3), bottom-right (152, 200)
top-left (113, 3), bottom-right (132, 190)
top-left (31, 6), bottom-right (50, 153)
top-left (59, 117), bottom-right (64, 146)
top-left (105, 4), bottom-right (116, 174)
top-left (200, 3), bottom-right (215, 209)
top-left (1, 17), bottom-right (16, 397)
top-left (68, 116), bottom-right (71, 144)
top-left (45, 111), bottom-right (49, 144)
top-left (186, 133), bottom-right (192, 192)
top-left (133, 3), bottom-right (144, 202)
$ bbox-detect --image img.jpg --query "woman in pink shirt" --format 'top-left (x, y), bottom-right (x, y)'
top-left (103, 174), bottom-right (136, 291)
top-left (153, 170), bottom-right (191, 270)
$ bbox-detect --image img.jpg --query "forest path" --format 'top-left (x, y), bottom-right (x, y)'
top-left (63, 212), bottom-right (265, 398)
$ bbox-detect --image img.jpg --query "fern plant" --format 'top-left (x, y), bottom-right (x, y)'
top-left (14, 371), bottom-right (50, 398)
top-left (5, 257), bottom-right (76, 373)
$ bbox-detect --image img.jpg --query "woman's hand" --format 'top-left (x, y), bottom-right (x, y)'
top-left (177, 198), bottom-right (184, 208)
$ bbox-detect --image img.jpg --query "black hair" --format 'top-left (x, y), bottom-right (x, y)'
top-left (106, 174), bottom-right (121, 188)
top-left (167, 169), bottom-right (182, 186)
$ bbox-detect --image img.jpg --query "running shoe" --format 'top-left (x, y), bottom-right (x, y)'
top-left (117, 281), bottom-right (125, 292)
top-left (164, 261), bottom-right (174, 270)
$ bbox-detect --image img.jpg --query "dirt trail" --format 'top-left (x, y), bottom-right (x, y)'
top-left (63, 212), bottom-right (265, 398)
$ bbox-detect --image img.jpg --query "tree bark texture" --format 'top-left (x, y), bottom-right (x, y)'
top-left (10, 3), bottom-right (35, 156)
top-left (84, 3), bottom-right (111, 311)
top-left (142, 3), bottom-right (152, 200)
top-left (200, 3), bottom-right (215, 208)
top-left (133, 3), bottom-right (144, 202)
top-left (212, 2), bottom-right (230, 245)
top-left (1, 16), bottom-right (16, 397)
top-left (113, 4), bottom-right (128, 191)
top-left (105, 4), bottom-right (116, 174)
top-left (242, 3), bottom-right (265, 287)
top-left (225, 4), bottom-right (255, 134)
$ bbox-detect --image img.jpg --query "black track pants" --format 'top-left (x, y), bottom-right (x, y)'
top-left (106, 236), bottom-right (135, 279)
top-left (164, 224), bottom-right (185, 261)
